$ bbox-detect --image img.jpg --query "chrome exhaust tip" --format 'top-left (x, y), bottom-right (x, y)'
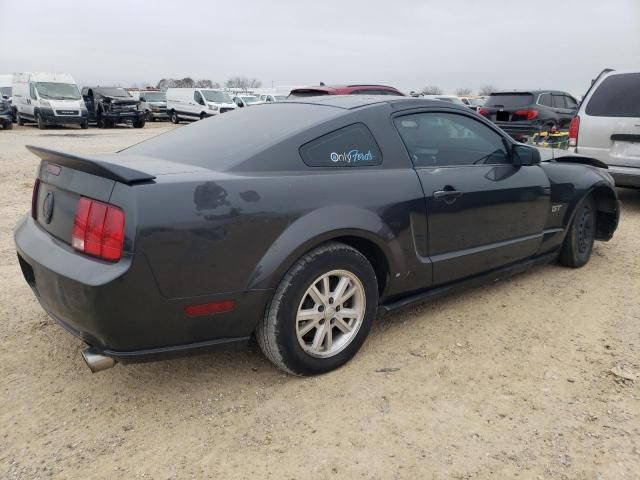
top-left (82, 348), bottom-right (116, 373)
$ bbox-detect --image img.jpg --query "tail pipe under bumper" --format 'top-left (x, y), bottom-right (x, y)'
top-left (81, 347), bottom-right (117, 373)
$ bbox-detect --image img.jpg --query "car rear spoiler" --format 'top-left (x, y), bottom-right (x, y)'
top-left (27, 145), bottom-right (156, 184)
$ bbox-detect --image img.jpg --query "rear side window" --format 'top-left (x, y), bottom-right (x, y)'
top-left (538, 93), bottom-right (552, 107)
top-left (565, 96), bottom-right (578, 109)
top-left (552, 95), bottom-right (566, 108)
top-left (351, 89), bottom-right (398, 96)
top-left (300, 123), bottom-right (382, 167)
top-left (586, 73), bottom-right (640, 117)
top-left (485, 93), bottom-right (534, 108)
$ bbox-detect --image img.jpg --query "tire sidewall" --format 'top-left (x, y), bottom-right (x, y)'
top-left (270, 247), bottom-right (378, 375)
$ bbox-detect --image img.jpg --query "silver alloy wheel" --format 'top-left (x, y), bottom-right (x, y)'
top-left (295, 269), bottom-right (366, 358)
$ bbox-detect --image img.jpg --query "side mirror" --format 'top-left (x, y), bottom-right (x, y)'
top-left (512, 144), bottom-right (541, 166)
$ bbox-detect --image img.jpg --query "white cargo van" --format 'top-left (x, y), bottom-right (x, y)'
top-left (13, 72), bottom-right (88, 129)
top-left (166, 88), bottom-right (236, 123)
top-left (571, 70), bottom-right (640, 188)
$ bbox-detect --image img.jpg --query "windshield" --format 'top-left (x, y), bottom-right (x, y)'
top-left (96, 88), bottom-right (131, 98)
top-left (0, 86), bottom-right (11, 97)
top-left (143, 92), bottom-right (166, 102)
top-left (35, 82), bottom-right (80, 100)
top-left (274, 95), bottom-right (288, 102)
top-left (241, 96), bottom-right (258, 104)
top-left (202, 90), bottom-right (232, 103)
top-left (485, 93), bottom-right (534, 108)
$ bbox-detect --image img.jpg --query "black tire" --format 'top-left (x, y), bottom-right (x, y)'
top-left (257, 242), bottom-right (378, 375)
top-left (559, 195), bottom-right (596, 268)
top-left (170, 111), bottom-right (179, 124)
top-left (133, 119), bottom-right (146, 129)
top-left (80, 122), bottom-right (88, 130)
top-left (5, 121), bottom-right (13, 130)
top-left (36, 112), bottom-right (46, 130)
top-left (16, 112), bottom-right (24, 126)
top-left (200, 112), bottom-right (207, 120)
top-left (145, 111), bottom-right (153, 122)
top-left (97, 113), bottom-right (106, 128)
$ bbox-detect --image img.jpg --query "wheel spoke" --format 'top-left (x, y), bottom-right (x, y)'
top-left (337, 308), bottom-right (359, 319)
top-left (325, 324), bottom-right (333, 351)
top-left (297, 309), bottom-right (323, 322)
top-left (332, 276), bottom-right (350, 304)
top-left (298, 318), bottom-right (321, 337)
top-left (322, 276), bottom-right (331, 299)
top-left (308, 285), bottom-right (325, 306)
top-left (334, 317), bottom-right (353, 334)
top-left (338, 285), bottom-right (357, 306)
top-left (311, 322), bottom-right (327, 351)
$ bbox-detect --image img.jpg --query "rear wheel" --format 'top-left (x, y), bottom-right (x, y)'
top-left (4, 122), bottom-right (13, 130)
top-left (559, 195), bottom-right (596, 268)
top-left (170, 111), bottom-right (179, 124)
top-left (36, 112), bottom-right (46, 130)
top-left (257, 242), bottom-right (378, 375)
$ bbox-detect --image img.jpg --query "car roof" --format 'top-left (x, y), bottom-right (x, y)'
top-left (491, 90), bottom-right (572, 95)
top-left (283, 95), bottom-right (468, 111)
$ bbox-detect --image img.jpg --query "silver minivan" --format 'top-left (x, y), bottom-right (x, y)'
top-left (571, 70), bottom-right (640, 187)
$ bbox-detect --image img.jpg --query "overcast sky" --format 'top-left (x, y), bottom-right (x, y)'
top-left (1, 0), bottom-right (639, 96)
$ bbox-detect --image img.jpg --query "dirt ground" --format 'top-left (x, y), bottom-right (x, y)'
top-left (0, 122), bottom-right (638, 480)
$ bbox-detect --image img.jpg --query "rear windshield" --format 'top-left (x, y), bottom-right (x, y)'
top-left (586, 73), bottom-right (640, 117)
top-left (485, 93), bottom-right (534, 108)
top-left (123, 103), bottom-right (341, 170)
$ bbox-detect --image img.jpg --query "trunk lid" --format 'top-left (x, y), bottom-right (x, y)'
top-left (482, 92), bottom-right (535, 122)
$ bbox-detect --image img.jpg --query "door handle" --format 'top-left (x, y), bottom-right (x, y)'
top-left (433, 188), bottom-right (463, 203)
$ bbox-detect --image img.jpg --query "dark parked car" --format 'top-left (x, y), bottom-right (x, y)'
top-left (0, 96), bottom-right (12, 130)
top-left (479, 90), bottom-right (578, 140)
top-left (81, 87), bottom-right (146, 128)
top-left (15, 96), bottom-right (619, 375)
top-left (289, 84), bottom-right (404, 97)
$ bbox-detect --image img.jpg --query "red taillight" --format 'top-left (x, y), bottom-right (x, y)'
top-left (72, 197), bottom-right (125, 261)
top-left (31, 179), bottom-right (41, 219)
top-left (185, 300), bottom-right (236, 317)
top-left (478, 107), bottom-right (490, 117)
top-left (515, 109), bottom-right (539, 120)
top-left (569, 115), bottom-right (580, 147)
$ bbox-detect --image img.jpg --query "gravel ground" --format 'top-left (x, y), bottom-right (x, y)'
top-left (0, 123), bottom-right (639, 479)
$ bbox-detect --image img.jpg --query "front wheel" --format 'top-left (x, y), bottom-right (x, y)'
top-left (133, 118), bottom-right (146, 128)
top-left (170, 111), bottom-right (179, 124)
top-left (16, 112), bottom-right (24, 126)
top-left (559, 195), bottom-right (596, 268)
top-left (36, 112), bottom-right (46, 130)
top-left (257, 242), bottom-right (378, 375)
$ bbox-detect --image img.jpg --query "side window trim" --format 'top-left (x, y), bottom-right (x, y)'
top-left (392, 109), bottom-right (514, 169)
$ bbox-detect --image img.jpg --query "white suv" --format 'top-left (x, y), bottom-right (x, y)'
top-left (570, 70), bottom-right (640, 187)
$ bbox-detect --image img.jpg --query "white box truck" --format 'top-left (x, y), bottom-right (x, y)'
top-left (13, 72), bottom-right (88, 129)
top-left (166, 88), bottom-right (236, 123)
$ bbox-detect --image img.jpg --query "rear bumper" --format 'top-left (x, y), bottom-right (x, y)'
top-left (14, 214), bottom-right (270, 358)
top-left (608, 165), bottom-right (640, 188)
top-left (494, 122), bottom-right (541, 139)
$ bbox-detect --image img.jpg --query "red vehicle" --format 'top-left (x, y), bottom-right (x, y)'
top-left (289, 84), bottom-right (404, 98)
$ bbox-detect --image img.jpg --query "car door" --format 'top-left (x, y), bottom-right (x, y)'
top-left (393, 110), bottom-right (550, 285)
top-left (551, 94), bottom-right (573, 128)
top-left (25, 82), bottom-right (37, 119)
top-left (191, 91), bottom-right (205, 118)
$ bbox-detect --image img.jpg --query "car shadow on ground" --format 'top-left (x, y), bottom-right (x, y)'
top-left (617, 187), bottom-right (640, 213)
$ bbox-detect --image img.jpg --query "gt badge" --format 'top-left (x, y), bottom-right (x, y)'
top-left (551, 204), bottom-right (563, 213)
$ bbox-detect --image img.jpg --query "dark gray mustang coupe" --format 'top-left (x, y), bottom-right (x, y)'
top-left (15, 96), bottom-right (619, 375)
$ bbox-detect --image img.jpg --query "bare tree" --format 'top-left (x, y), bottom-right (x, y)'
top-left (195, 79), bottom-right (213, 88)
top-left (478, 84), bottom-right (497, 96)
top-left (421, 85), bottom-right (443, 95)
top-left (225, 76), bottom-right (262, 91)
top-left (156, 77), bottom-right (220, 91)
top-left (455, 87), bottom-right (472, 96)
